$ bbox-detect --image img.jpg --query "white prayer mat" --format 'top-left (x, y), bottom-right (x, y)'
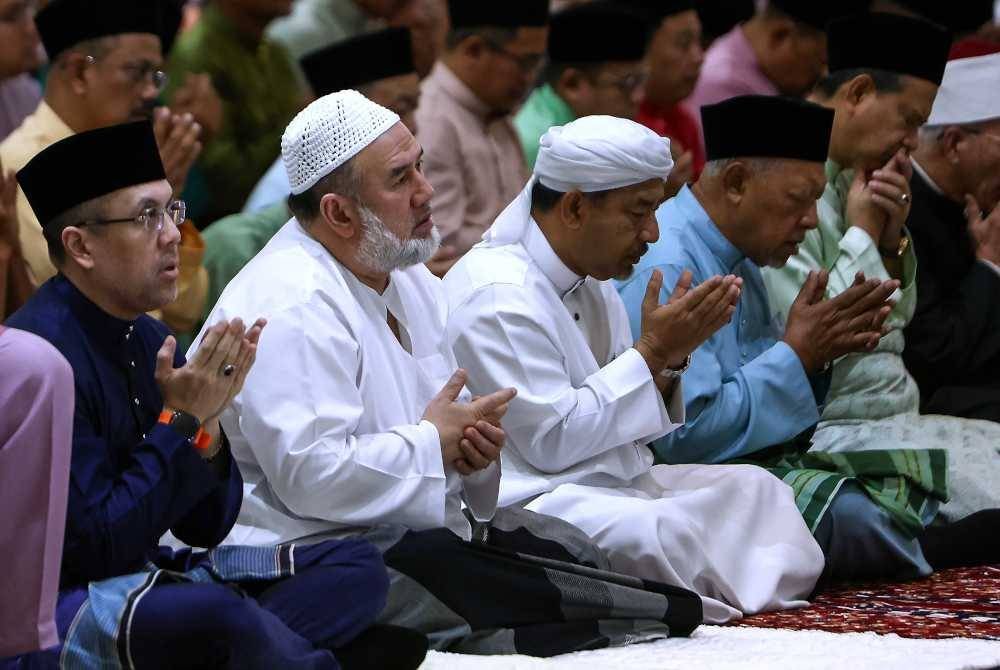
top-left (418, 625), bottom-right (1000, 670)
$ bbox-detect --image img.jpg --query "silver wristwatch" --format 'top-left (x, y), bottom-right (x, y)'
top-left (659, 355), bottom-right (692, 380)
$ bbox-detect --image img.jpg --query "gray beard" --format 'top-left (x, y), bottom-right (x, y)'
top-left (356, 204), bottom-right (441, 274)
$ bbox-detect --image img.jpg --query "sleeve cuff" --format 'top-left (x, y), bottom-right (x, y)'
top-left (462, 461), bottom-right (500, 522)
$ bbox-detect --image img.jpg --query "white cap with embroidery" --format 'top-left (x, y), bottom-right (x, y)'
top-left (281, 89), bottom-right (400, 195)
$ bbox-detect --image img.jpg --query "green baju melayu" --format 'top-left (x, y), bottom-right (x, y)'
top-left (514, 84), bottom-right (577, 169)
top-left (763, 161), bottom-right (1000, 521)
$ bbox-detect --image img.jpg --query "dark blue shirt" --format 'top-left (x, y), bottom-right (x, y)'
top-left (6, 275), bottom-right (242, 588)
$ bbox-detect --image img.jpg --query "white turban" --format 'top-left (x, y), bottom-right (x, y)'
top-left (282, 89), bottom-right (400, 195)
top-left (482, 115), bottom-right (673, 246)
top-left (927, 53), bottom-right (1000, 127)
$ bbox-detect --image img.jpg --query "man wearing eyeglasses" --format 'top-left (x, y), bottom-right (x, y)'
top-left (904, 50), bottom-right (1000, 423)
top-left (2, 120), bottom-right (425, 670)
top-left (414, 0), bottom-right (548, 264)
top-left (0, 0), bottom-right (208, 336)
top-left (514, 3), bottom-right (650, 169)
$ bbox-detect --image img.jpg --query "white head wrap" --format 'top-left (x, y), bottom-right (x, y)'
top-left (282, 89), bottom-right (400, 195)
top-left (482, 115), bottom-right (673, 246)
top-left (926, 53), bottom-right (1000, 127)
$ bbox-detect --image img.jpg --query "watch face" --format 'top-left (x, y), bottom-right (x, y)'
top-left (169, 411), bottom-right (200, 440)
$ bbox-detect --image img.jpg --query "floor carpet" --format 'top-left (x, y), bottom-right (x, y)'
top-left (734, 565), bottom-right (1000, 640)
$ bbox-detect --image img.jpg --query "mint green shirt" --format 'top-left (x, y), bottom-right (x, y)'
top-left (514, 84), bottom-right (576, 168)
top-left (762, 160), bottom-right (920, 422)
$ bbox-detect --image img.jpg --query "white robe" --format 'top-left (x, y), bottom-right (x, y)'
top-left (443, 219), bottom-right (826, 623)
top-left (190, 219), bottom-right (499, 546)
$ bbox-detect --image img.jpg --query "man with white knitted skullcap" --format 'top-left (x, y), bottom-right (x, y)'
top-left (193, 91), bottom-right (706, 655)
top-left (444, 115), bottom-right (826, 623)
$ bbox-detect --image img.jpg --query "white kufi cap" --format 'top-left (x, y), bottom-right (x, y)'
top-left (927, 53), bottom-right (1000, 127)
top-left (282, 89), bottom-right (400, 195)
top-left (483, 115), bottom-right (673, 246)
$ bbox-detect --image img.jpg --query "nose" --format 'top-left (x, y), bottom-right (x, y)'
top-left (902, 128), bottom-right (920, 153)
top-left (642, 213), bottom-right (660, 243)
top-left (412, 169), bottom-right (435, 208)
top-left (802, 203), bottom-right (820, 230)
top-left (159, 212), bottom-right (183, 248)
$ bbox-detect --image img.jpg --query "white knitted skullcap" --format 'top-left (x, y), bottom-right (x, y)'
top-left (282, 89), bottom-right (400, 195)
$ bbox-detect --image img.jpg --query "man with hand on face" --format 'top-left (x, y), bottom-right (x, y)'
top-left (765, 12), bottom-right (1000, 523)
top-left (445, 114), bottom-right (826, 624)
top-left (415, 0), bottom-right (548, 260)
top-left (197, 91), bottom-right (705, 656)
top-left (515, 2), bottom-right (650, 169)
top-left (3, 121), bottom-right (402, 670)
top-left (0, 0), bottom-right (207, 334)
top-left (904, 52), bottom-right (1000, 422)
top-left (620, 94), bottom-right (964, 585)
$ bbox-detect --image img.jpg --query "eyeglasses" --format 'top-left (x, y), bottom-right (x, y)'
top-left (594, 71), bottom-right (649, 96)
top-left (86, 56), bottom-right (169, 93)
top-left (75, 201), bottom-right (186, 235)
top-left (0, 0), bottom-right (35, 25)
top-left (483, 40), bottom-right (545, 74)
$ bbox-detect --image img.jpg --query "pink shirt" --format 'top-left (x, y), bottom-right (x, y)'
top-left (688, 25), bottom-right (779, 113)
top-left (415, 63), bottom-right (530, 257)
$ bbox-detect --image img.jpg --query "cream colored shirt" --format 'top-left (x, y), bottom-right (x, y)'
top-left (415, 62), bottom-right (529, 256)
top-left (0, 101), bottom-right (72, 285)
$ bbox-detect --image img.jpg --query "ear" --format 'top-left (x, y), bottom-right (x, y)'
top-left (721, 161), bottom-right (750, 205)
top-left (319, 193), bottom-right (361, 240)
top-left (61, 227), bottom-right (96, 270)
top-left (844, 73), bottom-right (876, 109)
top-left (939, 126), bottom-right (966, 164)
top-left (61, 52), bottom-right (93, 96)
top-left (459, 34), bottom-right (489, 62)
top-left (557, 67), bottom-right (586, 97)
top-left (559, 190), bottom-right (588, 231)
top-left (768, 18), bottom-right (795, 49)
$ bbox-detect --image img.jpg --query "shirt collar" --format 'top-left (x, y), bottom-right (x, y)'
top-left (429, 61), bottom-right (493, 121)
top-left (523, 217), bottom-right (585, 297)
top-left (535, 84), bottom-right (576, 123)
top-left (674, 185), bottom-right (745, 272)
top-left (33, 100), bottom-right (74, 141)
top-left (53, 274), bottom-right (138, 352)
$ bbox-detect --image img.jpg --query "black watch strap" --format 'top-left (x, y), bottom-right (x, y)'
top-left (164, 409), bottom-right (201, 441)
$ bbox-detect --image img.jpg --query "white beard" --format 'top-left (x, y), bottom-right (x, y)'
top-left (357, 204), bottom-right (441, 274)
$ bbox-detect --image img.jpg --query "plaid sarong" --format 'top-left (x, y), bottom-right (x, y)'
top-left (735, 447), bottom-right (949, 538)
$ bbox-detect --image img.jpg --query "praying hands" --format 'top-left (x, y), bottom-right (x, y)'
top-left (848, 150), bottom-right (914, 255)
top-left (423, 369), bottom-right (517, 476)
top-left (965, 194), bottom-right (1000, 266)
top-left (782, 270), bottom-right (897, 374)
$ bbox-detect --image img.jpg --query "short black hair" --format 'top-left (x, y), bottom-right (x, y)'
top-left (814, 68), bottom-right (903, 99)
top-left (544, 61), bottom-right (605, 87)
top-left (530, 181), bottom-right (610, 213)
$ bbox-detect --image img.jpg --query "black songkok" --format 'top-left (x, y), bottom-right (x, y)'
top-left (37, 0), bottom-right (171, 61)
top-left (616, 0), bottom-right (695, 22)
top-left (18, 122), bottom-right (166, 228)
top-left (447, 0), bottom-right (549, 29)
top-left (701, 95), bottom-right (834, 163)
top-left (768, 0), bottom-right (873, 31)
top-left (827, 12), bottom-right (951, 84)
top-left (894, 0), bottom-right (994, 35)
top-left (548, 4), bottom-right (650, 63)
top-left (301, 28), bottom-right (415, 96)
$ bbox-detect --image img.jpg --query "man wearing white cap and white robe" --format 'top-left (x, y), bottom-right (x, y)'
top-left (905, 51), bottom-right (1000, 424)
top-left (443, 115), bottom-right (826, 623)
top-left (192, 90), bottom-right (705, 655)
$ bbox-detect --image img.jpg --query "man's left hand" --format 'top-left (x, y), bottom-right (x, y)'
top-left (966, 194), bottom-right (1000, 266)
top-left (154, 107), bottom-right (203, 197)
top-left (866, 150), bottom-right (913, 253)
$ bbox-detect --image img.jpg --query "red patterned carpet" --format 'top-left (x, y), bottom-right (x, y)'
top-left (734, 565), bottom-right (1000, 640)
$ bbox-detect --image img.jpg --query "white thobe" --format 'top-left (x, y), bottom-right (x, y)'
top-left (443, 219), bottom-right (826, 623)
top-left (191, 219), bottom-right (499, 546)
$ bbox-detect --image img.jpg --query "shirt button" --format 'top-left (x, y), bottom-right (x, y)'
top-left (130, 361), bottom-right (136, 368)
top-left (133, 398), bottom-right (140, 406)
top-left (574, 313), bottom-right (580, 321)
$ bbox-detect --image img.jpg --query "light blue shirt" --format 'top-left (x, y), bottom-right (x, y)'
top-left (243, 157), bottom-right (290, 214)
top-left (616, 186), bottom-right (822, 465)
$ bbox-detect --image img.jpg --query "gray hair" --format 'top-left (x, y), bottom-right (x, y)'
top-left (702, 157), bottom-right (780, 178)
top-left (286, 156), bottom-right (362, 225)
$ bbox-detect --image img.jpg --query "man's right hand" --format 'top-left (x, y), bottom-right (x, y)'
top-left (423, 369), bottom-right (517, 475)
top-left (153, 107), bottom-right (202, 197)
top-left (782, 270), bottom-right (898, 374)
top-left (635, 269), bottom-right (741, 375)
top-left (155, 318), bottom-right (261, 424)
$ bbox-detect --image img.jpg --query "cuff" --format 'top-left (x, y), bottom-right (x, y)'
top-left (462, 461), bottom-right (500, 522)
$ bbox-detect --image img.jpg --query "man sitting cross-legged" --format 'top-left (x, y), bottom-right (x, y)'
top-left (194, 90), bottom-right (704, 657)
top-left (444, 114), bottom-right (826, 623)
